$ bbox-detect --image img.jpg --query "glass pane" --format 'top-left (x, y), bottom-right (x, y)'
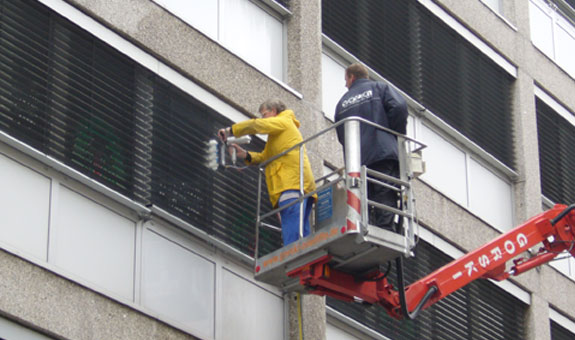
top-left (152, 0), bottom-right (218, 39)
top-left (468, 158), bottom-right (513, 231)
top-left (555, 22), bottom-right (575, 77)
top-left (52, 186), bottom-right (136, 300)
top-left (550, 254), bottom-right (571, 276)
top-left (220, 0), bottom-right (284, 79)
top-left (321, 53), bottom-right (347, 121)
top-left (326, 323), bottom-right (362, 340)
top-left (0, 316), bottom-right (56, 340)
top-left (0, 154), bottom-right (50, 260)
top-left (482, 0), bottom-right (502, 14)
top-left (141, 228), bottom-right (215, 338)
top-left (419, 124), bottom-right (468, 206)
top-left (529, 1), bottom-right (555, 58)
top-left (221, 268), bottom-right (283, 340)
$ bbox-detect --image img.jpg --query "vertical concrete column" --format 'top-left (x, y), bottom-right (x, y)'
top-left (287, 292), bottom-right (327, 340)
top-left (511, 70), bottom-right (542, 222)
top-left (510, 4), bottom-right (550, 338)
top-left (526, 294), bottom-right (551, 340)
top-left (286, 0), bottom-right (323, 135)
top-left (285, 1), bottom-right (326, 339)
top-left (510, 0), bottom-right (542, 223)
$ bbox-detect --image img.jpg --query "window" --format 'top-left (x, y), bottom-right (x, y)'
top-left (420, 124), bottom-right (469, 205)
top-left (322, 0), bottom-right (515, 169)
top-left (326, 322), bottom-right (363, 340)
top-left (551, 309), bottom-right (575, 340)
top-left (529, 0), bottom-right (575, 78)
top-left (141, 228), bottom-right (216, 338)
top-left (0, 0), bottom-right (137, 199)
top-left (536, 90), bottom-right (575, 281)
top-left (417, 120), bottom-right (514, 231)
top-left (152, 0), bottom-right (285, 80)
top-left (321, 0), bottom-right (516, 231)
top-left (321, 52), bottom-right (347, 120)
top-left (552, 320), bottom-right (575, 340)
top-left (150, 78), bottom-right (281, 257)
top-left (482, 0), bottom-right (502, 14)
top-left (536, 95), bottom-right (575, 206)
top-left (0, 316), bottom-right (56, 340)
top-left (0, 0), bottom-right (280, 259)
top-left (0, 153), bottom-right (50, 261)
top-left (0, 0), bottom-right (287, 337)
top-left (51, 185), bottom-right (136, 300)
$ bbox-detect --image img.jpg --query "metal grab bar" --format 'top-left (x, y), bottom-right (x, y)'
top-left (257, 116), bottom-right (426, 169)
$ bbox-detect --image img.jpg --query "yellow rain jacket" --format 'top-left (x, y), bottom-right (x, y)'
top-left (232, 110), bottom-right (317, 207)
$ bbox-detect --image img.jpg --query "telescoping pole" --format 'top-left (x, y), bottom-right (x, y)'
top-left (344, 119), bottom-right (362, 232)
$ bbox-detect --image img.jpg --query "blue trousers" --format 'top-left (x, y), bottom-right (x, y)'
top-left (278, 192), bottom-right (313, 245)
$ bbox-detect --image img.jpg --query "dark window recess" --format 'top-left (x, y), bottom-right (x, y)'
top-left (275, 0), bottom-right (290, 9)
top-left (0, 0), bottom-right (281, 256)
top-left (327, 240), bottom-right (527, 340)
top-left (0, 0), bottom-right (136, 197)
top-left (0, 0), bottom-right (51, 151)
top-left (564, 0), bottom-right (575, 9)
top-left (50, 20), bottom-right (137, 196)
top-left (322, 0), bottom-right (515, 169)
top-left (151, 79), bottom-right (281, 256)
top-left (536, 98), bottom-right (575, 205)
top-left (553, 0), bottom-right (575, 24)
top-left (551, 320), bottom-right (575, 340)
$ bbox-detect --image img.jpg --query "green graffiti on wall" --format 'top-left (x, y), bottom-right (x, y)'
top-left (71, 116), bottom-right (128, 189)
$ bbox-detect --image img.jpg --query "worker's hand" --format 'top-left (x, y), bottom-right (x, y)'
top-left (228, 144), bottom-right (247, 159)
top-left (217, 127), bottom-right (231, 142)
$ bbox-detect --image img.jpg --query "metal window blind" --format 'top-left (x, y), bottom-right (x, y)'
top-left (0, 0), bottom-right (280, 257)
top-left (322, 0), bottom-right (515, 169)
top-left (536, 98), bottom-right (575, 205)
top-left (327, 240), bottom-right (527, 340)
top-left (0, 0), bottom-right (51, 152)
top-left (551, 320), bottom-right (575, 340)
top-left (0, 0), bottom-right (137, 197)
top-left (150, 78), bottom-right (281, 256)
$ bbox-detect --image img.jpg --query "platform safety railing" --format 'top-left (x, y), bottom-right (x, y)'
top-left (254, 116), bottom-right (426, 260)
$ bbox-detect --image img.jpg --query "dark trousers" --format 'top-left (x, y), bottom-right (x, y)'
top-left (367, 159), bottom-right (399, 231)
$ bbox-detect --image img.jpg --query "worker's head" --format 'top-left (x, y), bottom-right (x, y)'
top-left (345, 63), bottom-right (369, 89)
top-left (259, 98), bottom-right (286, 118)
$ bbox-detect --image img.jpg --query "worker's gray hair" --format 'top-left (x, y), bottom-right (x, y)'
top-left (259, 98), bottom-right (287, 114)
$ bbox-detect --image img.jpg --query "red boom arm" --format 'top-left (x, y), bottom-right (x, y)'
top-left (288, 204), bottom-right (575, 320)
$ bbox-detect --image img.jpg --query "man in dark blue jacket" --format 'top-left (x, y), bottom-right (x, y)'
top-left (335, 63), bottom-right (408, 231)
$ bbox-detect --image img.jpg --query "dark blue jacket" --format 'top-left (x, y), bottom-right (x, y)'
top-left (335, 78), bottom-right (408, 166)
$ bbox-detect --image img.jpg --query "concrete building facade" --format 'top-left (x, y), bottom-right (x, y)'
top-left (0, 0), bottom-right (574, 339)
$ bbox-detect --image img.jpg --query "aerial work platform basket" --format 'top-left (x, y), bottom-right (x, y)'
top-left (252, 117), bottom-right (426, 292)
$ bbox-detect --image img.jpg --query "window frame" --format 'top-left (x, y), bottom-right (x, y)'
top-left (530, 0), bottom-right (575, 78)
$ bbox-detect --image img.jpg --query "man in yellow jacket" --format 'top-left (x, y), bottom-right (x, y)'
top-left (218, 99), bottom-right (317, 245)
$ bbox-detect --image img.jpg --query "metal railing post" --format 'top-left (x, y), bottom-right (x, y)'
top-left (344, 119), bottom-right (362, 232)
top-left (299, 144), bottom-right (304, 239)
top-left (255, 168), bottom-right (263, 259)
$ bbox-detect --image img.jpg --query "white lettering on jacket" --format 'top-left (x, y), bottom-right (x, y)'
top-left (341, 90), bottom-right (373, 108)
